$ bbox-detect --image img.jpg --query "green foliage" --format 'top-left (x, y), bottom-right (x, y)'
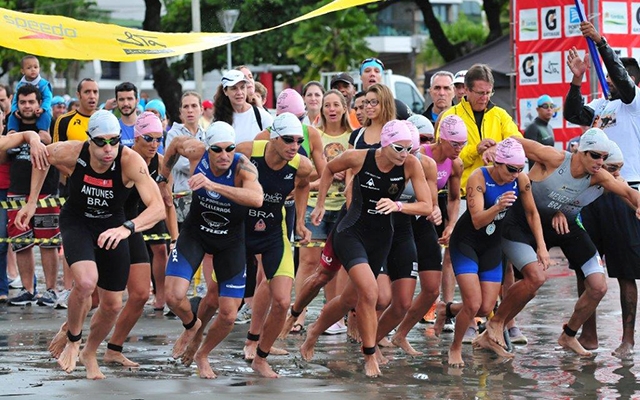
top-left (418, 13), bottom-right (488, 66)
top-left (287, 0), bottom-right (377, 82)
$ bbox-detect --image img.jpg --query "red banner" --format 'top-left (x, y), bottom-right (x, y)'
top-left (515, 0), bottom-right (640, 148)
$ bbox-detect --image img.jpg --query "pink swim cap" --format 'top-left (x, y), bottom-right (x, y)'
top-left (276, 89), bottom-right (306, 117)
top-left (134, 111), bottom-right (163, 137)
top-left (495, 137), bottom-right (526, 165)
top-left (381, 120), bottom-right (413, 148)
top-left (402, 120), bottom-right (420, 152)
top-left (439, 115), bottom-right (468, 142)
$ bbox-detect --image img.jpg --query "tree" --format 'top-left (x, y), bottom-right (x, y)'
top-left (287, 0), bottom-right (377, 82)
top-left (418, 14), bottom-right (488, 66)
top-left (366, 0), bottom-right (510, 63)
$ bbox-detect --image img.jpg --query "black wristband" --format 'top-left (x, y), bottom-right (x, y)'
top-left (256, 347), bottom-right (270, 359)
top-left (183, 313), bottom-right (197, 330)
top-left (290, 307), bottom-right (302, 318)
top-left (247, 332), bottom-right (260, 342)
top-left (107, 343), bottom-right (123, 353)
top-left (67, 330), bottom-right (82, 342)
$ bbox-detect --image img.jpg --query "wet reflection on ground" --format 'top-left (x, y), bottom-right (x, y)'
top-left (1, 253), bottom-right (639, 399)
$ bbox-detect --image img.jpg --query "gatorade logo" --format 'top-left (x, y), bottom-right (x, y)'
top-left (5, 16), bottom-right (78, 39)
top-left (545, 9), bottom-right (557, 30)
top-left (522, 56), bottom-right (535, 77)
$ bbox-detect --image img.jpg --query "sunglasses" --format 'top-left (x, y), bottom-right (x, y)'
top-left (210, 144), bottom-right (236, 153)
top-left (361, 57), bottom-right (385, 69)
top-left (91, 136), bottom-right (121, 147)
top-left (539, 103), bottom-right (555, 110)
top-left (420, 135), bottom-right (435, 143)
top-left (586, 151), bottom-right (609, 161)
top-left (390, 143), bottom-right (413, 153)
top-left (505, 164), bottom-right (524, 173)
top-left (604, 164), bottom-right (622, 173)
top-left (279, 135), bottom-right (304, 145)
top-left (141, 135), bottom-right (163, 144)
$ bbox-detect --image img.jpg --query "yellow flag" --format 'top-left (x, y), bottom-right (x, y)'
top-left (0, 0), bottom-right (380, 62)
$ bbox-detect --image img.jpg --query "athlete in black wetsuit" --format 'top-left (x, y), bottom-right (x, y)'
top-left (16, 110), bottom-right (165, 380)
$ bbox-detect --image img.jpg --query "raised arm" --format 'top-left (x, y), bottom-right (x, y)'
top-left (512, 136), bottom-right (565, 169)
top-left (160, 135), bottom-right (206, 178)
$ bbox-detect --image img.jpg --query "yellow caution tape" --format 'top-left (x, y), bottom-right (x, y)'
top-left (0, 197), bottom-right (66, 210)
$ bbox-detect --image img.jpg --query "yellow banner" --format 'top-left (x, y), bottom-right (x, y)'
top-left (0, 0), bottom-right (380, 62)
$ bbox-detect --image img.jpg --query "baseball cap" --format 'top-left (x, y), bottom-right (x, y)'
top-left (269, 112), bottom-right (303, 138)
top-left (330, 72), bottom-right (355, 88)
top-left (134, 111), bottom-right (163, 137)
top-left (537, 94), bottom-right (554, 107)
top-left (453, 70), bottom-right (467, 85)
top-left (221, 70), bottom-right (248, 89)
top-left (202, 99), bottom-right (214, 109)
top-left (495, 138), bottom-right (526, 165)
top-left (51, 96), bottom-right (66, 106)
top-left (206, 121), bottom-right (236, 146)
top-left (381, 119), bottom-right (412, 148)
top-left (276, 89), bottom-right (306, 117)
top-left (578, 128), bottom-right (610, 153)
top-left (87, 110), bottom-right (121, 138)
top-left (439, 115), bottom-right (468, 142)
top-left (145, 99), bottom-right (166, 119)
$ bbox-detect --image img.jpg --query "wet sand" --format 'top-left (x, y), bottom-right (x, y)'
top-left (2, 248), bottom-right (640, 399)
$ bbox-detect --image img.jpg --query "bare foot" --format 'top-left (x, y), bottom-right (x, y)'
top-left (181, 331), bottom-right (204, 367)
top-left (473, 330), bottom-right (515, 359)
top-left (374, 347), bottom-right (389, 365)
top-left (484, 319), bottom-right (507, 349)
top-left (49, 322), bottom-right (68, 359)
top-left (378, 337), bottom-right (393, 348)
top-left (578, 335), bottom-right (599, 351)
top-left (172, 318), bottom-right (202, 359)
top-left (57, 340), bottom-right (81, 373)
top-left (363, 354), bottom-right (381, 377)
top-left (613, 342), bottom-right (634, 358)
top-left (269, 346), bottom-right (289, 356)
top-left (347, 312), bottom-right (361, 343)
top-left (79, 348), bottom-right (105, 380)
top-left (448, 347), bottom-right (464, 368)
top-left (194, 351), bottom-right (217, 379)
top-left (300, 323), bottom-right (319, 361)
top-left (391, 334), bottom-right (423, 356)
top-left (243, 339), bottom-right (258, 361)
top-left (558, 332), bottom-right (592, 356)
top-left (433, 302), bottom-right (447, 337)
top-left (104, 348), bottom-right (139, 367)
top-left (279, 313), bottom-right (297, 339)
top-left (251, 356), bottom-right (279, 378)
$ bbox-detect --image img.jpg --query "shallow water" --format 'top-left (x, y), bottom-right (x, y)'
top-left (1, 252), bottom-right (639, 399)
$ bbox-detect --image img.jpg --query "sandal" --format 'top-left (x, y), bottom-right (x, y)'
top-left (290, 323), bottom-right (305, 334)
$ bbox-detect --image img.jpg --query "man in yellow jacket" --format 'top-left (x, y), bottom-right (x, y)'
top-left (439, 64), bottom-right (522, 195)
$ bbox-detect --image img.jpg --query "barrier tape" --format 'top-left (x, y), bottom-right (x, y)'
top-left (0, 197), bottom-right (66, 210)
top-left (308, 192), bottom-right (345, 199)
top-left (292, 241), bottom-right (325, 248)
top-left (0, 233), bottom-right (171, 244)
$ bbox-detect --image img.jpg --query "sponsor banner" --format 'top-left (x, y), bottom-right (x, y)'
top-left (0, 0), bottom-right (380, 62)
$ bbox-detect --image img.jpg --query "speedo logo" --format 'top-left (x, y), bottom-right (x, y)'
top-left (5, 16), bottom-right (78, 39)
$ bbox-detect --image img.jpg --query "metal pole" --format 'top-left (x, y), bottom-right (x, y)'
top-left (217, 10), bottom-right (240, 71)
top-left (192, 0), bottom-right (203, 95)
top-left (227, 42), bottom-right (232, 71)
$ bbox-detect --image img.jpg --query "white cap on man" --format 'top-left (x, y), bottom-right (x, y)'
top-left (88, 110), bottom-right (121, 138)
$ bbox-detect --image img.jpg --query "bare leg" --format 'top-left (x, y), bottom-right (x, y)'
top-left (613, 278), bottom-right (637, 357)
top-left (575, 273), bottom-right (598, 350)
top-left (392, 270), bottom-right (441, 355)
top-left (104, 263), bottom-right (150, 367)
top-left (377, 278), bottom-right (415, 344)
top-left (182, 281), bottom-right (219, 367)
top-left (40, 247), bottom-right (59, 292)
top-left (15, 248), bottom-right (36, 293)
top-left (150, 243), bottom-right (168, 309)
top-left (194, 296), bottom-right (241, 378)
top-left (165, 275), bottom-right (202, 359)
top-left (292, 247), bottom-right (322, 327)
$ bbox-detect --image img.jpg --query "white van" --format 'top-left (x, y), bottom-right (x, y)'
top-left (321, 70), bottom-right (425, 114)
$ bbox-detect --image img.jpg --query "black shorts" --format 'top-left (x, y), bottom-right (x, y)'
top-left (412, 216), bottom-right (442, 272)
top-left (333, 224), bottom-right (392, 275)
top-left (60, 209), bottom-right (130, 292)
top-left (435, 193), bottom-right (449, 238)
top-left (246, 231), bottom-right (295, 280)
top-left (386, 215), bottom-right (418, 281)
top-left (129, 232), bottom-right (150, 265)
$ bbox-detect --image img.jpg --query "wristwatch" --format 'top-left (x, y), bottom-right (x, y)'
top-left (122, 220), bottom-right (135, 235)
top-left (155, 174), bottom-right (168, 184)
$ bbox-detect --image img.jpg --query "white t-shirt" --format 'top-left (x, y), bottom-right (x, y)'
top-left (587, 86), bottom-right (640, 182)
top-left (233, 106), bottom-right (273, 144)
top-left (165, 123), bottom-right (205, 192)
